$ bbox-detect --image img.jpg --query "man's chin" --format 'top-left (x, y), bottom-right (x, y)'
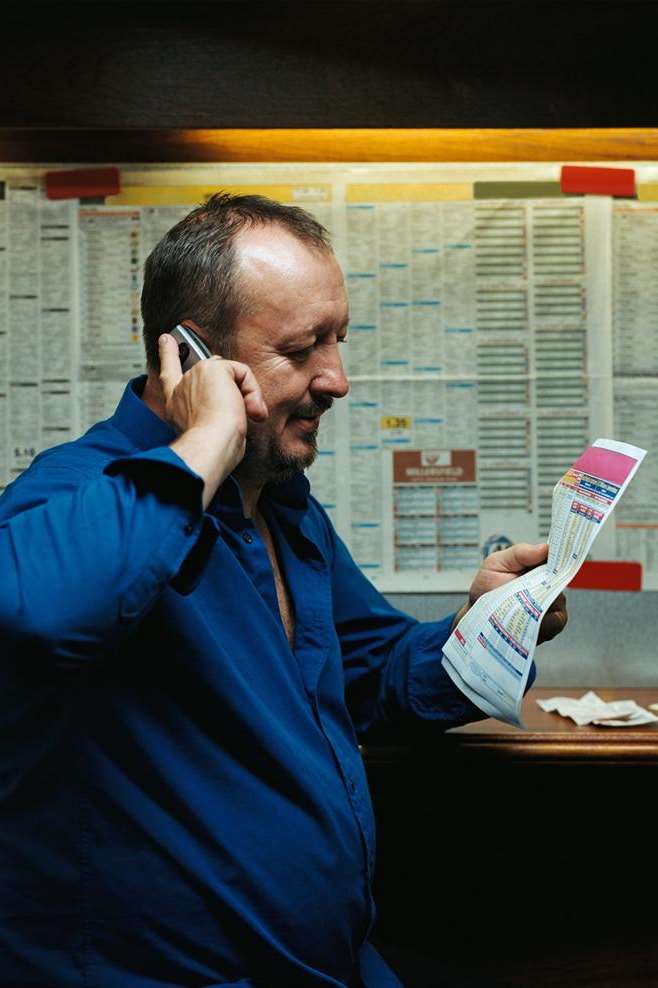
top-left (240, 435), bottom-right (318, 485)
top-left (276, 440), bottom-right (318, 475)
top-left (278, 424), bottom-right (319, 462)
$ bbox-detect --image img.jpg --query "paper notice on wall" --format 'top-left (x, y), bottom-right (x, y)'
top-left (0, 184), bottom-right (77, 490)
top-left (339, 186), bottom-right (598, 591)
top-left (392, 449), bottom-right (480, 572)
top-left (442, 439), bottom-right (647, 727)
top-left (2, 161), bottom-right (658, 591)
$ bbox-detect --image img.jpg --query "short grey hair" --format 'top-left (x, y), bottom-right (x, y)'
top-left (141, 191), bottom-right (332, 369)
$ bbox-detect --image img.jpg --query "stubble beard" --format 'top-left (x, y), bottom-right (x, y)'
top-left (240, 425), bottom-right (319, 486)
top-left (238, 397), bottom-right (332, 487)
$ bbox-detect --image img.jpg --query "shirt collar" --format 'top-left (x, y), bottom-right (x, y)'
top-left (112, 376), bottom-right (176, 451)
top-left (212, 470), bottom-right (311, 524)
top-left (266, 473), bottom-right (311, 512)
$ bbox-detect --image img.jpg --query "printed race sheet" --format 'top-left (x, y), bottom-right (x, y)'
top-left (442, 439), bottom-right (646, 725)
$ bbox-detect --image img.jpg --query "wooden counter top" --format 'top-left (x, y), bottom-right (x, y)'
top-left (364, 688), bottom-right (658, 765)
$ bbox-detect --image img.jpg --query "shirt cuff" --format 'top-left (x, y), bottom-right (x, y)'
top-left (407, 615), bottom-right (538, 728)
top-left (406, 616), bottom-right (490, 727)
top-left (104, 446), bottom-right (218, 596)
top-left (104, 446), bottom-right (205, 514)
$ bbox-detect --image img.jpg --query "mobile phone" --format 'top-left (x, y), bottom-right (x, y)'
top-left (170, 324), bottom-right (212, 372)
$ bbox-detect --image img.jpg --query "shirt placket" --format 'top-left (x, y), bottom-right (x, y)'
top-left (268, 509), bottom-right (378, 895)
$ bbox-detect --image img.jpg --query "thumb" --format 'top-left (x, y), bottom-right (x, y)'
top-left (488, 541), bottom-right (548, 573)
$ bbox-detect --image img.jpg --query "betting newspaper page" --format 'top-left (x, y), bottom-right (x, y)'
top-left (442, 439), bottom-right (646, 726)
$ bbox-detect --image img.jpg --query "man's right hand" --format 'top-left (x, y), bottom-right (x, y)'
top-left (452, 542), bottom-right (568, 646)
top-left (158, 333), bottom-right (268, 506)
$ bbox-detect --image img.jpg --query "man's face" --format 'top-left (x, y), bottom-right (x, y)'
top-left (229, 224), bottom-right (350, 485)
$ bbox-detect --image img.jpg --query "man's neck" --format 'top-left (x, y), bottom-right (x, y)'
top-left (141, 372), bottom-right (165, 419)
top-left (237, 475), bottom-right (263, 520)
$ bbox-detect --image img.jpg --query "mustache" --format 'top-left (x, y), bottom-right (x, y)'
top-left (293, 397), bottom-right (334, 418)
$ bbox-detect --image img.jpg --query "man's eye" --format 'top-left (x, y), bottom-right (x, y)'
top-left (289, 347), bottom-right (313, 361)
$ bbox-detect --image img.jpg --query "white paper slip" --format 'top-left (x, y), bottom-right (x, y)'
top-left (537, 691), bottom-right (658, 727)
top-left (442, 440), bottom-right (647, 728)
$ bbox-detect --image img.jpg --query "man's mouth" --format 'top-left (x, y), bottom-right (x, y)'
top-left (289, 399), bottom-right (333, 426)
top-left (291, 415), bottom-right (320, 433)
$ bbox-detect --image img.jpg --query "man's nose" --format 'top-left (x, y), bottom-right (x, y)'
top-left (312, 348), bottom-right (349, 399)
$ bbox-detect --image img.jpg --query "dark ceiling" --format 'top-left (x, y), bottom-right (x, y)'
top-left (0, 2), bottom-right (653, 129)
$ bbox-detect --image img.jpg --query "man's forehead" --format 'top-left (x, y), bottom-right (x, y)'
top-left (235, 224), bottom-right (339, 279)
top-left (232, 225), bottom-right (348, 333)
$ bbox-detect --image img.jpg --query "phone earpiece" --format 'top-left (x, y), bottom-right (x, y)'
top-left (170, 324), bottom-right (210, 371)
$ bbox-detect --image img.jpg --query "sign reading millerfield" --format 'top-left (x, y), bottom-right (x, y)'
top-left (393, 450), bottom-right (476, 485)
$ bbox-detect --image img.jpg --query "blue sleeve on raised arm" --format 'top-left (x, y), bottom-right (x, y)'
top-left (0, 447), bottom-right (218, 666)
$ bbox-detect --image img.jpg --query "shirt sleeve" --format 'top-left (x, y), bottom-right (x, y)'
top-left (0, 447), bottom-right (218, 668)
top-left (330, 528), bottom-right (536, 741)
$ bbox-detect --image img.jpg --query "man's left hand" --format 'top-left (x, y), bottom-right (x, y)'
top-left (453, 542), bottom-right (568, 645)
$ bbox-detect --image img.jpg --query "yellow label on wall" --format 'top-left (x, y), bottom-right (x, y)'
top-left (381, 415), bottom-right (412, 429)
top-left (108, 184), bottom-right (332, 206)
top-left (347, 183), bottom-right (471, 203)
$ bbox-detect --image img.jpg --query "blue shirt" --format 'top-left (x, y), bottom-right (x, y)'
top-left (0, 377), bottom-right (489, 988)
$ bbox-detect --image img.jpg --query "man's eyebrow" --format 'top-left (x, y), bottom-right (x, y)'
top-left (277, 331), bottom-right (316, 349)
top-left (279, 320), bottom-right (349, 348)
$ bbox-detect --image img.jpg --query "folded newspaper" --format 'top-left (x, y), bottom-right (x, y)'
top-left (442, 439), bottom-right (647, 728)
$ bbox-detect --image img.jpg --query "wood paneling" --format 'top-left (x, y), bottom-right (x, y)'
top-left (2, 127), bottom-right (658, 163)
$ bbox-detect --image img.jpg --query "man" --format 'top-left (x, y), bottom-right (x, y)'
top-left (0, 193), bottom-right (566, 987)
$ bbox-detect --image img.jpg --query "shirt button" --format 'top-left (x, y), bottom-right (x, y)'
top-left (184, 523), bottom-right (194, 535)
top-left (242, 531), bottom-right (253, 544)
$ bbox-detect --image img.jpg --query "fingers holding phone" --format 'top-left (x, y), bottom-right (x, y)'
top-left (158, 328), bottom-right (268, 505)
top-left (158, 328), bottom-right (267, 447)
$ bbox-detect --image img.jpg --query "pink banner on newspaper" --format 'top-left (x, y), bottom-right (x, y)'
top-left (573, 446), bottom-right (637, 486)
